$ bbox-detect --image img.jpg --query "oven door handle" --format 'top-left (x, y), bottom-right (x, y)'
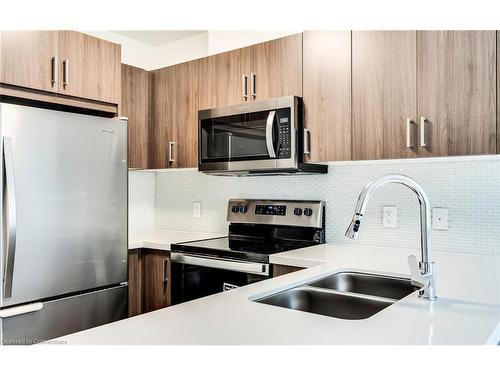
top-left (171, 253), bottom-right (269, 276)
top-left (265, 110), bottom-right (277, 158)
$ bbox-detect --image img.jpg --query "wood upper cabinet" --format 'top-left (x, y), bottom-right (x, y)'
top-left (58, 31), bottom-right (121, 104)
top-left (121, 64), bottom-right (150, 169)
top-left (303, 31), bottom-right (352, 162)
top-left (142, 250), bottom-right (171, 313)
top-left (198, 34), bottom-right (302, 110)
top-left (150, 59), bottom-right (200, 169)
top-left (352, 31), bottom-right (418, 160)
top-left (247, 33), bottom-right (303, 101)
top-left (0, 31), bottom-right (59, 93)
top-left (0, 31), bottom-right (121, 105)
top-left (417, 31), bottom-right (497, 157)
top-left (198, 49), bottom-right (247, 110)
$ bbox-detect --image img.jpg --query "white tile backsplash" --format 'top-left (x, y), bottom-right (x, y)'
top-left (129, 155), bottom-right (500, 256)
top-left (128, 171), bottom-right (156, 232)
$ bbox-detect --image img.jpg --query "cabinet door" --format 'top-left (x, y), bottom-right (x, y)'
top-left (417, 31), bottom-right (496, 157)
top-left (150, 60), bottom-right (200, 169)
top-left (0, 31), bottom-right (59, 93)
top-left (58, 31), bottom-right (121, 104)
top-left (198, 49), bottom-right (248, 110)
top-left (128, 249), bottom-right (142, 317)
top-left (249, 33), bottom-right (303, 100)
top-left (303, 31), bottom-right (352, 162)
top-left (121, 64), bottom-right (149, 169)
top-left (142, 250), bottom-right (171, 313)
top-left (272, 264), bottom-right (305, 277)
top-left (352, 31), bottom-right (417, 160)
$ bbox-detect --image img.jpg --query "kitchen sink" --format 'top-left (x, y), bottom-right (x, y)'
top-left (308, 271), bottom-right (417, 300)
top-left (254, 271), bottom-right (418, 320)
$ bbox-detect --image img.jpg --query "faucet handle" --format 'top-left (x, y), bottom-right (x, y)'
top-left (407, 255), bottom-right (430, 289)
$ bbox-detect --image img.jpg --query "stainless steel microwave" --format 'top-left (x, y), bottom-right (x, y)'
top-left (198, 96), bottom-right (327, 175)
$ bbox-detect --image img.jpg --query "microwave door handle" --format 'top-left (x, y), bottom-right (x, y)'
top-left (3, 137), bottom-right (17, 299)
top-left (265, 110), bottom-right (277, 158)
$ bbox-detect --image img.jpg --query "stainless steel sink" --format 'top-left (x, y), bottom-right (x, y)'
top-left (255, 271), bottom-right (418, 320)
top-left (308, 271), bottom-right (417, 300)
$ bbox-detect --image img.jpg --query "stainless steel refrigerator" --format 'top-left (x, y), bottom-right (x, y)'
top-left (0, 103), bottom-right (128, 345)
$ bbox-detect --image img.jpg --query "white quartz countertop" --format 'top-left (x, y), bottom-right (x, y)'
top-left (59, 241), bottom-right (500, 345)
top-left (128, 230), bottom-right (225, 251)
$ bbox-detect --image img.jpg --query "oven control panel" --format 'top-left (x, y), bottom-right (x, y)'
top-left (255, 204), bottom-right (286, 216)
top-left (227, 199), bottom-right (324, 228)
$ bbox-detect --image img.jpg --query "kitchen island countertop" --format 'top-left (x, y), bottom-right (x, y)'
top-left (57, 241), bottom-right (500, 345)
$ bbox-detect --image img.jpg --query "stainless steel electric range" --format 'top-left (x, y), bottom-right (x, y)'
top-left (170, 199), bottom-right (325, 305)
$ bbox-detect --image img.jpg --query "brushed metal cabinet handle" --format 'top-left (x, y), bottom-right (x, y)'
top-left (63, 58), bottom-right (69, 86)
top-left (250, 72), bottom-right (256, 98)
top-left (162, 258), bottom-right (169, 285)
top-left (168, 141), bottom-right (175, 163)
top-left (51, 56), bottom-right (58, 86)
top-left (3, 137), bottom-right (17, 299)
top-left (406, 118), bottom-right (414, 149)
top-left (303, 128), bottom-right (311, 155)
top-left (241, 74), bottom-right (248, 100)
top-left (420, 116), bottom-right (427, 148)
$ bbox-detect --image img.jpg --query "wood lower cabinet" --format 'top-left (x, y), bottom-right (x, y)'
top-left (121, 64), bottom-right (150, 169)
top-left (272, 264), bottom-right (305, 277)
top-left (303, 31), bottom-right (352, 162)
top-left (352, 31), bottom-right (418, 160)
top-left (150, 59), bottom-right (200, 169)
top-left (0, 31), bottom-right (59, 93)
top-left (128, 249), bottom-right (171, 317)
top-left (417, 31), bottom-right (497, 157)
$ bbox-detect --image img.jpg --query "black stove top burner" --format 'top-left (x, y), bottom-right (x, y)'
top-left (171, 236), bottom-right (314, 263)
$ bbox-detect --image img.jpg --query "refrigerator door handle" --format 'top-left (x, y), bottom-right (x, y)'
top-left (0, 302), bottom-right (43, 318)
top-left (3, 136), bottom-right (17, 299)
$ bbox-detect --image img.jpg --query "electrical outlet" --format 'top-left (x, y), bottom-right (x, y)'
top-left (383, 206), bottom-right (397, 228)
top-left (432, 207), bottom-right (448, 230)
top-left (192, 202), bottom-right (201, 218)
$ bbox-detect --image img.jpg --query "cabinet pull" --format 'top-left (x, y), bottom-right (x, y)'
top-left (250, 72), bottom-right (256, 98)
top-left (303, 128), bottom-right (311, 155)
top-left (241, 74), bottom-right (248, 100)
top-left (168, 141), bottom-right (175, 163)
top-left (420, 116), bottom-right (427, 148)
top-left (406, 118), bottom-right (415, 149)
top-left (63, 58), bottom-right (69, 86)
top-left (51, 56), bottom-right (58, 86)
top-left (162, 258), bottom-right (169, 285)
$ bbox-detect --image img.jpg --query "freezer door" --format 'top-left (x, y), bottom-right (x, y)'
top-left (0, 284), bottom-right (128, 345)
top-left (0, 103), bottom-right (127, 307)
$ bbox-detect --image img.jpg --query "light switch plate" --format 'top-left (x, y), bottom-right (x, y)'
top-left (432, 207), bottom-right (448, 230)
top-left (192, 202), bottom-right (201, 218)
top-left (383, 206), bottom-right (397, 228)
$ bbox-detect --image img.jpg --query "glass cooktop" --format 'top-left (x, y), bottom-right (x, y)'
top-left (171, 236), bottom-right (312, 263)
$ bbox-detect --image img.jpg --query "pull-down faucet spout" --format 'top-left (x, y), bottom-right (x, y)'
top-left (345, 174), bottom-right (437, 300)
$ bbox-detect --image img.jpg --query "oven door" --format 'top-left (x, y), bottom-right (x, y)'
top-left (170, 253), bottom-right (270, 305)
top-left (198, 96), bottom-right (299, 173)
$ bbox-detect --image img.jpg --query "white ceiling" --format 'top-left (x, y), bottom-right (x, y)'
top-left (113, 30), bottom-right (207, 46)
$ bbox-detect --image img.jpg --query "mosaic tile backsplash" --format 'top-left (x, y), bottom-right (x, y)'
top-left (129, 155), bottom-right (500, 256)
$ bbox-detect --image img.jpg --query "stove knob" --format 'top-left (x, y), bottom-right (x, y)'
top-left (239, 205), bottom-right (248, 213)
top-left (294, 207), bottom-right (303, 216)
top-left (304, 208), bottom-right (313, 216)
top-left (231, 205), bottom-right (239, 213)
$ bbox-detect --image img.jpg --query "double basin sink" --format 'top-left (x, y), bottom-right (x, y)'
top-left (254, 271), bottom-right (419, 320)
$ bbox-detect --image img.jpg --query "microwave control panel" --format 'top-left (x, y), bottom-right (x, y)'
top-left (277, 108), bottom-right (291, 158)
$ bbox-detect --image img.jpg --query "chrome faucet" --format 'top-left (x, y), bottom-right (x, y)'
top-left (345, 174), bottom-right (437, 301)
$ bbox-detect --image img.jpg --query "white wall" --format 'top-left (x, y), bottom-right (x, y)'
top-left (207, 31), bottom-right (300, 55)
top-left (84, 30), bottom-right (300, 70)
top-left (129, 156), bottom-right (500, 257)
